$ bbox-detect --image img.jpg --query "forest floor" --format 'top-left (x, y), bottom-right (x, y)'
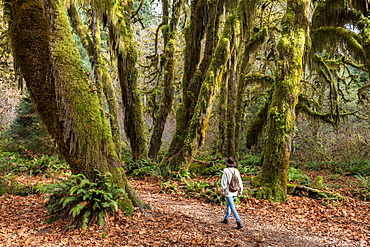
top-left (0, 175), bottom-right (369, 247)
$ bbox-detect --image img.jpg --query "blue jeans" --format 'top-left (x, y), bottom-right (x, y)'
top-left (224, 196), bottom-right (241, 222)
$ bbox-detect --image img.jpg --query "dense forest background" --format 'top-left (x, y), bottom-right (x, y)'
top-left (0, 0), bottom-right (370, 241)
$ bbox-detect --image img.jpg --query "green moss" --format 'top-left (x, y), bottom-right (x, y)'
top-left (287, 183), bottom-right (296, 194)
top-left (257, 0), bottom-right (308, 203)
top-left (311, 27), bottom-right (364, 58)
top-left (254, 183), bottom-right (287, 202)
top-left (161, 25), bottom-right (170, 32)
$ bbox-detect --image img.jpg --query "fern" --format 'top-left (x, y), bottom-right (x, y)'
top-left (71, 203), bottom-right (85, 218)
top-left (44, 170), bottom-right (126, 229)
top-left (97, 211), bottom-right (105, 227)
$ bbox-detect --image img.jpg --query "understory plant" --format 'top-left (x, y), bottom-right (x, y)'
top-left (43, 170), bottom-right (126, 230)
top-left (125, 158), bottom-right (160, 177)
top-left (0, 152), bottom-right (68, 176)
top-left (288, 167), bottom-right (310, 185)
top-left (185, 180), bottom-right (226, 204)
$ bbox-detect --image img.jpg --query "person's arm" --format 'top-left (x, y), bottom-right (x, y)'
top-left (237, 169), bottom-right (243, 195)
top-left (221, 169), bottom-right (228, 192)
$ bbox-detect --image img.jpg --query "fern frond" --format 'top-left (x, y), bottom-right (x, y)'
top-left (70, 203), bottom-right (85, 218)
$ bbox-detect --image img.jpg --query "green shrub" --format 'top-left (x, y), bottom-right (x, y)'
top-left (0, 178), bottom-right (34, 196)
top-left (167, 169), bottom-right (191, 181)
top-left (315, 176), bottom-right (324, 189)
top-left (200, 164), bottom-right (225, 177)
top-left (159, 180), bottom-right (178, 194)
top-left (342, 159), bottom-right (370, 175)
top-left (43, 171), bottom-right (126, 230)
top-left (126, 159), bottom-right (160, 177)
top-left (355, 174), bottom-right (370, 191)
top-left (238, 155), bottom-right (261, 167)
top-left (183, 180), bottom-right (226, 205)
top-left (288, 167), bottom-right (310, 185)
top-left (0, 152), bottom-right (69, 176)
top-left (238, 164), bottom-right (259, 176)
top-left (305, 161), bottom-right (325, 171)
top-left (184, 180), bottom-right (210, 197)
top-left (0, 151), bottom-right (28, 174)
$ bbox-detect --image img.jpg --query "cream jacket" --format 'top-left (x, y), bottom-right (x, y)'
top-left (221, 167), bottom-right (243, 197)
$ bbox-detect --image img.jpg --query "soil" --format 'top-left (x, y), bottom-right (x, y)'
top-left (0, 176), bottom-right (369, 246)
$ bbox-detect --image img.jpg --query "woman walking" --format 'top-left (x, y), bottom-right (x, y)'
top-left (221, 157), bottom-right (244, 229)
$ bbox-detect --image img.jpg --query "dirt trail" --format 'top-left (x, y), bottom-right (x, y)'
top-left (135, 180), bottom-right (369, 247)
top-left (0, 178), bottom-right (368, 246)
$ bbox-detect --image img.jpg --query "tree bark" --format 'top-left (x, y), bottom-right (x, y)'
top-left (216, 72), bottom-right (228, 157)
top-left (148, 0), bottom-right (184, 161)
top-left (161, 0), bottom-right (224, 170)
top-left (225, 55), bottom-right (237, 158)
top-left (162, 12), bottom-right (238, 171)
top-left (252, 0), bottom-right (310, 202)
top-left (112, 1), bottom-right (148, 162)
top-left (9, 0), bottom-right (149, 215)
top-left (67, 6), bottom-right (122, 157)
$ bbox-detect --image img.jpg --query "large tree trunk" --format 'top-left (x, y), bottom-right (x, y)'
top-left (161, 0), bottom-right (223, 171)
top-left (148, 0), bottom-right (184, 161)
top-left (252, 0), bottom-right (310, 202)
top-left (67, 6), bottom-right (122, 157)
top-left (9, 0), bottom-right (149, 215)
top-left (162, 12), bottom-right (238, 171)
top-left (225, 55), bottom-right (237, 158)
top-left (114, 1), bottom-right (148, 162)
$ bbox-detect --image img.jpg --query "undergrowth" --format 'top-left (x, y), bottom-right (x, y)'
top-left (42, 170), bottom-right (126, 230)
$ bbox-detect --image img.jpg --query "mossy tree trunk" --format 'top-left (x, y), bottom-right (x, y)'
top-left (162, 10), bottom-right (239, 171)
top-left (216, 72), bottom-right (228, 157)
top-left (113, 1), bottom-right (148, 162)
top-left (161, 0), bottom-right (224, 170)
top-left (252, 0), bottom-right (310, 202)
top-left (68, 6), bottom-right (122, 157)
top-left (148, 0), bottom-right (184, 161)
top-left (218, 0), bottom-right (267, 158)
top-left (8, 0), bottom-right (149, 215)
top-left (235, 28), bottom-right (268, 149)
top-left (225, 54), bottom-right (237, 158)
top-left (69, 0), bottom-right (149, 162)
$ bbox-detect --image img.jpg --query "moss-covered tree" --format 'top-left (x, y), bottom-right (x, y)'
top-left (110, 0), bottom-right (149, 162)
top-left (8, 0), bottom-right (150, 215)
top-left (160, 0), bottom-right (224, 170)
top-left (252, 0), bottom-right (310, 202)
top-left (148, 0), bottom-right (184, 161)
top-left (67, 5), bottom-right (122, 157)
top-left (161, 1), bottom-right (246, 171)
top-left (224, 0), bottom-right (268, 158)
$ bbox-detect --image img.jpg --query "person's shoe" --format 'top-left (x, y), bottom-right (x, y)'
top-left (221, 219), bottom-right (229, 225)
top-left (236, 221), bottom-right (244, 229)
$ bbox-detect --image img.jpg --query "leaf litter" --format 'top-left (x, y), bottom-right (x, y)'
top-left (0, 176), bottom-right (369, 246)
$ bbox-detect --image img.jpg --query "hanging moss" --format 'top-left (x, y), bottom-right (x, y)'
top-left (312, 0), bottom-right (345, 29)
top-left (311, 27), bottom-right (365, 61)
top-left (165, 11), bottom-right (240, 171)
top-left (67, 5), bottom-right (122, 156)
